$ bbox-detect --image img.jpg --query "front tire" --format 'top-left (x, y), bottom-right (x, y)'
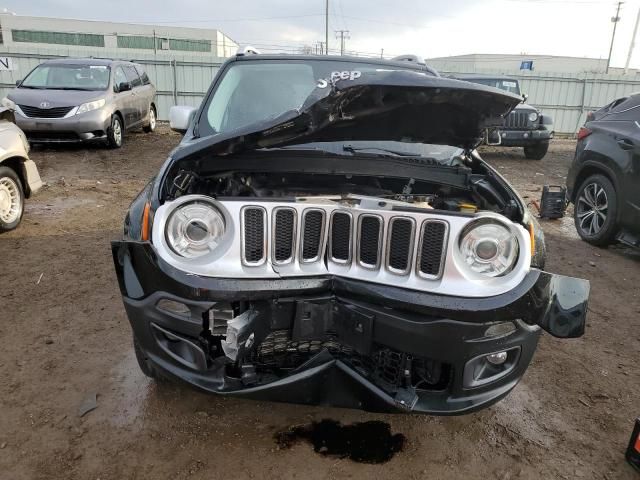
top-left (0, 166), bottom-right (25, 232)
top-left (143, 105), bottom-right (156, 133)
top-left (573, 174), bottom-right (618, 246)
top-left (523, 141), bottom-right (549, 160)
top-left (107, 114), bottom-right (124, 149)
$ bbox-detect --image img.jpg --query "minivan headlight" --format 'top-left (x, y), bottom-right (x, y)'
top-left (76, 99), bottom-right (106, 115)
top-left (165, 200), bottom-right (225, 258)
top-left (459, 219), bottom-right (519, 277)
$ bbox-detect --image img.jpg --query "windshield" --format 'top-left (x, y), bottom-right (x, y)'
top-left (467, 78), bottom-right (520, 95)
top-left (200, 59), bottom-right (428, 136)
top-left (21, 64), bottom-right (110, 91)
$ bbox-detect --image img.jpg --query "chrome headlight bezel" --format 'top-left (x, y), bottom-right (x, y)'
top-left (457, 218), bottom-right (520, 278)
top-left (164, 198), bottom-right (227, 259)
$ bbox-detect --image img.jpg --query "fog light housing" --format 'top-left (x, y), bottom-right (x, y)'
top-left (486, 351), bottom-right (508, 365)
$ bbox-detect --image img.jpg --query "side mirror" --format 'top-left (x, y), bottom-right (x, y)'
top-left (15, 79), bottom-right (21, 87)
top-left (170, 106), bottom-right (197, 134)
top-left (117, 82), bottom-right (132, 93)
top-left (522, 93), bottom-right (528, 103)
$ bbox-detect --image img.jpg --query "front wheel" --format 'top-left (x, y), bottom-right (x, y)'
top-left (143, 105), bottom-right (156, 133)
top-left (107, 115), bottom-right (124, 149)
top-left (0, 166), bottom-right (25, 232)
top-left (573, 174), bottom-right (618, 246)
top-left (523, 141), bottom-right (549, 160)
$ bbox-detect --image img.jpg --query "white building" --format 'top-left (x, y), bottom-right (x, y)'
top-left (0, 14), bottom-right (238, 58)
top-left (425, 53), bottom-right (638, 75)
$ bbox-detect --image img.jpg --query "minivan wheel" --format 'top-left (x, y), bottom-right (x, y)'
top-left (107, 115), bottom-right (124, 148)
top-left (0, 166), bottom-right (25, 232)
top-left (143, 105), bottom-right (156, 133)
top-left (523, 141), bottom-right (549, 160)
top-left (574, 174), bottom-right (618, 246)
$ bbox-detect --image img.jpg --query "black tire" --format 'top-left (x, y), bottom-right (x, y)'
top-left (143, 105), bottom-right (156, 133)
top-left (0, 166), bottom-right (25, 232)
top-left (523, 141), bottom-right (549, 160)
top-left (133, 336), bottom-right (168, 381)
top-left (107, 114), bottom-right (124, 149)
top-left (573, 174), bottom-right (618, 246)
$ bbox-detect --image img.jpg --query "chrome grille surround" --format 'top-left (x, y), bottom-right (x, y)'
top-left (385, 216), bottom-right (416, 276)
top-left (152, 195), bottom-right (532, 298)
top-left (271, 207), bottom-right (297, 265)
top-left (240, 206), bottom-right (267, 266)
top-left (329, 210), bottom-right (353, 265)
top-left (356, 214), bottom-right (383, 270)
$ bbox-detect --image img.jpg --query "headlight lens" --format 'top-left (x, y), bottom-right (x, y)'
top-left (1, 97), bottom-right (16, 110)
top-left (165, 201), bottom-right (225, 258)
top-left (76, 98), bottom-right (106, 115)
top-left (528, 111), bottom-right (538, 122)
top-left (459, 220), bottom-right (519, 277)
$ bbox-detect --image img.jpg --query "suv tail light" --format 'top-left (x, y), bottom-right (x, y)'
top-left (577, 127), bottom-right (592, 141)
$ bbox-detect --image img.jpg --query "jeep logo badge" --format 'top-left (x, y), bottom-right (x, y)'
top-left (39, 101), bottom-right (51, 109)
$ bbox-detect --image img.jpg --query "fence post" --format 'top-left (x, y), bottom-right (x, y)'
top-left (171, 59), bottom-right (178, 105)
top-left (575, 77), bottom-right (588, 134)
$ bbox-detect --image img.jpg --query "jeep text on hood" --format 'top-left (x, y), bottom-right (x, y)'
top-left (112, 56), bottom-right (589, 414)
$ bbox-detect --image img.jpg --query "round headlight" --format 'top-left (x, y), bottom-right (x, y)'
top-left (459, 220), bottom-right (519, 277)
top-left (165, 201), bottom-right (225, 258)
top-left (528, 111), bottom-right (538, 122)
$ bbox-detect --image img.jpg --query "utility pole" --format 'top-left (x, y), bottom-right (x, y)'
top-left (316, 41), bottom-right (326, 55)
top-left (625, 7), bottom-right (640, 73)
top-left (335, 30), bottom-right (350, 55)
top-left (153, 29), bottom-right (157, 55)
top-left (380, 48), bottom-right (384, 58)
top-left (325, 0), bottom-right (329, 55)
top-left (607, 1), bottom-right (623, 74)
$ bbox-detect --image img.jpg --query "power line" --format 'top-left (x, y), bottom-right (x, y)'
top-left (335, 29), bottom-right (350, 55)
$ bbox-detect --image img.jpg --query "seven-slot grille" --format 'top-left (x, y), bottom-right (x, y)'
top-left (242, 206), bottom-right (448, 278)
top-left (18, 105), bottom-right (74, 118)
top-left (504, 111), bottom-right (530, 129)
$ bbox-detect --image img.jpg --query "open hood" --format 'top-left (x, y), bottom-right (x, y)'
top-left (175, 69), bottom-right (523, 161)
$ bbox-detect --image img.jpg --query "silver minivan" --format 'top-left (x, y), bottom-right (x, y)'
top-left (2, 58), bottom-right (157, 148)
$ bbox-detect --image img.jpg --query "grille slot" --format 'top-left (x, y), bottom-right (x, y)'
top-left (273, 208), bottom-right (296, 263)
top-left (330, 212), bottom-right (352, 263)
top-left (358, 215), bottom-right (382, 268)
top-left (387, 218), bottom-right (415, 274)
top-left (19, 105), bottom-right (73, 118)
top-left (242, 207), bottom-right (266, 265)
top-left (418, 221), bottom-right (448, 278)
top-left (301, 209), bottom-right (325, 262)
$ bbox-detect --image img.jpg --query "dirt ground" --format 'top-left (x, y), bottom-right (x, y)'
top-left (1, 127), bottom-right (638, 480)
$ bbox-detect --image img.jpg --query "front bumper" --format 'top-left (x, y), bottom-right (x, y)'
top-left (112, 241), bottom-right (589, 414)
top-left (490, 128), bottom-right (553, 147)
top-left (15, 109), bottom-right (111, 143)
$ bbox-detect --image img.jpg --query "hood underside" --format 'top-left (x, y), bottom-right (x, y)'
top-left (175, 70), bottom-right (522, 162)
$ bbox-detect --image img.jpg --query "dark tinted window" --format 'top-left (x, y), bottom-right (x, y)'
top-left (605, 95), bottom-right (640, 121)
top-left (134, 64), bottom-right (151, 85)
top-left (123, 65), bottom-right (142, 87)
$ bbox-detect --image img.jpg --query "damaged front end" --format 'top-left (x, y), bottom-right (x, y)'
top-left (112, 59), bottom-right (589, 414)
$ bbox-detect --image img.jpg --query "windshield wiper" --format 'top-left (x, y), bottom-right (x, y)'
top-left (342, 145), bottom-right (419, 157)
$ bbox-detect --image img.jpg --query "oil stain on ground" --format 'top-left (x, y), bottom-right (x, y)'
top-left (275, 419), bottom-right (405, 464)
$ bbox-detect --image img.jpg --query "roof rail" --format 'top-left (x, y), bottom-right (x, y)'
top-left (391, 54), bottom-right (426, 65)
top-left (236, 45), bottom-right (261, 56)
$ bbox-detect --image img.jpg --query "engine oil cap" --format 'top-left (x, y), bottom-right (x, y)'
top-left (626, 417), bottom-right (640, 472)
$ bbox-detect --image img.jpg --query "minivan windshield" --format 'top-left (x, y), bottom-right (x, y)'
top-left (21, 64), bottom-right (110, 91)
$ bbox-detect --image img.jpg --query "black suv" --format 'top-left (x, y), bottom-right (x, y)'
top-left (567, 94), bottom-right (640, 248)
top-left (112, 54), bottom-right (588, 415)
top-left (458, 75), bottom-right (553, 160)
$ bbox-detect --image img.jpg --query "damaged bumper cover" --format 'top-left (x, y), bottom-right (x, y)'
top-left (112, 241), bottom-right (589, 414)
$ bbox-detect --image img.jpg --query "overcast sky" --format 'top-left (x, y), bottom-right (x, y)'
top-left (5, 0), bottom-right (640, 67)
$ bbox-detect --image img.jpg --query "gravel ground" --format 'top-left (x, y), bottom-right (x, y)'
top-left (1, 128), bottom-right (638, 480)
